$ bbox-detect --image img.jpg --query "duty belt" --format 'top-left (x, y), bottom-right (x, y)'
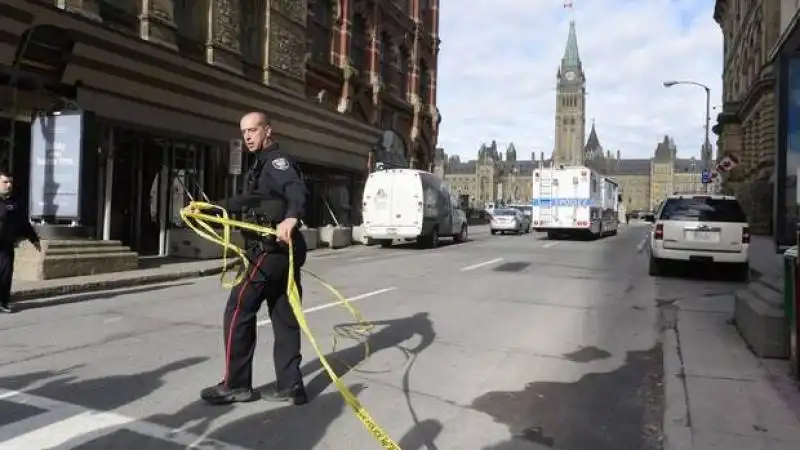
top-left (241, 215), bottom-right (281, 251)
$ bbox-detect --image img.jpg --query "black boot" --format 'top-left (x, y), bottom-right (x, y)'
top-left (200, 382), bottom-right (260, 405)
top-left (262, 383), bottom-right (308, 405)
top-left (0, 304), bottom-right (12, 314)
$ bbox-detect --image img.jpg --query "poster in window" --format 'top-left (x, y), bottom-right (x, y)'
top-left (28, 112), bottom-right (83, 219)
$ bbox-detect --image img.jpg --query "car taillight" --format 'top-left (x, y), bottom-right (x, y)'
top-left (654, 224), bottom-right (664, 240)
top-left (742, 226), bottom-right (750, 244)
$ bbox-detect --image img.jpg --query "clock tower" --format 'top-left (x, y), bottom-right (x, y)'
top-left (553, 20), bottom-right (586, 166)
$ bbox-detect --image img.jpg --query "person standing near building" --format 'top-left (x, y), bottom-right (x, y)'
top-left (199, 112), bottom-right (309, 406)
top-left (0, 170), bottom-right (41, 313)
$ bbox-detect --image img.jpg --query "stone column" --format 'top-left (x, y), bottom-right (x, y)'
top-left (266, 0), bottom-right (308, 94)
top-left (207, 0), bottom-right (242, 73)
top-left (139, 0), bottom-right (178, 49)
top-left (58, 0), bottom-right (101, 21)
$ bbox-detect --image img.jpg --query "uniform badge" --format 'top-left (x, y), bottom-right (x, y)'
top-left (5, 204), bottom-right (14, 211)
top-left (272, 157), bottom-right (289, 171)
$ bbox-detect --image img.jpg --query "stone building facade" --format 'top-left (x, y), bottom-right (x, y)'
top-left (306, 0), bottom-right (441, 169)
top-left (436, 131), bottom-right (703, 213)
top-left (0, 0), bottom-right (440, 257)
top-left (712, 0), bottom-right (782, 236)
top-left (435, 21), bottom-right (703, 213)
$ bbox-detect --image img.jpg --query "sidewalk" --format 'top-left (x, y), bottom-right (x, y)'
top-left (663, 236), bottom-right (800, 449)
top-left (10, 247), bottom-right (348, 301)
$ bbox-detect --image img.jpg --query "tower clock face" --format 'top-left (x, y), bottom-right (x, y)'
top-left (565, 71), bottom-right (576, 81)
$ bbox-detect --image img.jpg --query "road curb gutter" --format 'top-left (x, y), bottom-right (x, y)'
top-left (12, 262), bottom-right (238, 301)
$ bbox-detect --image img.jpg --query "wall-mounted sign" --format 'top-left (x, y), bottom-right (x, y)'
top-left (229, 138), bottom-right (243, 175)
top-left (29, 111), bottom-right (84, 219)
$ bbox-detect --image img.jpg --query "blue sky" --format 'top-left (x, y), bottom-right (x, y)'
top-left (435, 0), bottom-right (723, 161)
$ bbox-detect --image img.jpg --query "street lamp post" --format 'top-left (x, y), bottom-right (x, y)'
top-left (663, 80), bottom-right (712, 193)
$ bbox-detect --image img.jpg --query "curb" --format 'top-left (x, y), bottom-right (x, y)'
top-left (10, 246), bottom-right (355, 302)
top-left (12, 262), bottom-right (238, 301)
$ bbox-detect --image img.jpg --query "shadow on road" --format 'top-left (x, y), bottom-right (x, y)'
top-left (396, 418), bottom-right (444, 449)
top-left (294, 311), bottom-right (437, 399)
top-left (139, 384), bottom-right (366, 449)
top-left (0, 357), bottom-right (206, 412)
top-left (128, 312), bottom-right (441, 449)
top-left (472, 346), bottom-right (664, 450)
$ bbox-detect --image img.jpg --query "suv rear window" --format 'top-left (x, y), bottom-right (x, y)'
top-left (659, 197), bottom-right (747, 223)
top-left (494, 209), bottom-right (517, 216)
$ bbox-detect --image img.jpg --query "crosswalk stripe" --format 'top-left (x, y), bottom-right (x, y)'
top-left (0, 389), bottom-right (249, 449)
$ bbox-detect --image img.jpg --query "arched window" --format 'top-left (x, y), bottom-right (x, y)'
top-left (379, 32), bottom-right (391, 83)
top-left (397, 46), bottom-right (409, 97)
top-left (350, 13), bottom-right (367, 71)
top-left (309, 0), bottom-right (332, 63)
top-left (419, 59), bottom-right (429, 104)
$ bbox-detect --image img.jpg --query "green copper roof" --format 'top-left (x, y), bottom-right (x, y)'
top-left (562, 21), bottom-right (580, 67)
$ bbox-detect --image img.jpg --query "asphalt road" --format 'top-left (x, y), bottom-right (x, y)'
top-left (0, 223), bottom-right (678, 449)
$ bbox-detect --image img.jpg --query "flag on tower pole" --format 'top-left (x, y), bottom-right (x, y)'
top-left (564, 1), bottom-right (573, 7)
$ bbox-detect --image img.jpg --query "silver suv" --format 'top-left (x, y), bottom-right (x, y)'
top-left (645, 194), bottom-right (750, 280)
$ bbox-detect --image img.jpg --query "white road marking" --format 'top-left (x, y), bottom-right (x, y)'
top-left (460, 258), bottom-right (503, 272)
top-left (0, 389), bottom-right (250, 450)
top-left (309, 253), bottom-right (346, 260)
top-left (353, 255), bottom-right (380, 261)
top-left (352, 253), bottom-right (409, 261)
top-left (542, 242), bottom-right (558, 248)
top-left (256, 287), bottom-right (398, 326)
top-left (637, 236), bottom-right (649, 253)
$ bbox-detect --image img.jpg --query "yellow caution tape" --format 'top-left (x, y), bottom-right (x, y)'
top-left (179, 201), bottom-right (401, 450)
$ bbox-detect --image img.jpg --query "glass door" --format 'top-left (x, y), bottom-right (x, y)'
top-left (109, 129), bottom-right (137, 248)
top-left (136, 137), bottom-right (166, 256)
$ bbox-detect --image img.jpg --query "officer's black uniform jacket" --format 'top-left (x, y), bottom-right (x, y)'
top-left (217, 142), bottom-right (307, 227)
top-left (0, 196), bottom-right (40, 252)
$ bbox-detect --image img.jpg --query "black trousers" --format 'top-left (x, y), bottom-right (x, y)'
top-left (0, 250), bottom-right (13, 307)
top-left (222, 232), bottom-right (307, 390)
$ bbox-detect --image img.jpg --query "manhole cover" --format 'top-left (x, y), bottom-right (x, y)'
top-left (493, 262), bottom-right (530, 272)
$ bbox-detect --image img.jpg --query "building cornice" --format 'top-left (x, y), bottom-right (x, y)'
top-left (713, 0), bottom-right (728, 24)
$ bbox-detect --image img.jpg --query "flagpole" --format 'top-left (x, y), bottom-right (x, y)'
top-left (564, 0), bottom-right (575, 21)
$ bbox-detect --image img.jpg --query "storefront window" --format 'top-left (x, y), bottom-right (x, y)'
top-left (171, 142), bottom-right (207, 227)
top-left (295, 162), bottom-right (361, 228)
top-left (777, 56), bottom-right (800, 247)
top-left (325, 175), bottom-right (351, 226)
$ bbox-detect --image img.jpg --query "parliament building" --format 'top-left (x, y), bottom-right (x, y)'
top-left (434, 21), bottom-right (705, 213)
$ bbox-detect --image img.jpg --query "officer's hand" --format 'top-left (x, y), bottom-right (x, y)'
top-left (276, 218), bottom-right (298, 243)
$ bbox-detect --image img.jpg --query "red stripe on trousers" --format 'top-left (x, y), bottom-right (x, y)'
top-left (223, 252), bottom-right (268, 386)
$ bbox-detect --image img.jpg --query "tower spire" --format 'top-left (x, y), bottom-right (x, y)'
top-left (562, 20), bottom-right (580, 67)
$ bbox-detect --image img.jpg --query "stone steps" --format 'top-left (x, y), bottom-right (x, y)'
top-left (734, 275), bottom-right (789, 359)
top-left (44, 244), bottom-right (134, 255)
top-left (13, 239), bottom-right (139, 281)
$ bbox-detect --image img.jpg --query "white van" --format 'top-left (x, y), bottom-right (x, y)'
top-left (362, 169), bottom-right (469, 248)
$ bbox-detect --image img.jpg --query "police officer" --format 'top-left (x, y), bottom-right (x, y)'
top-left (200, 112), bottom-right (309, 405)
top-left (0, 170), bottom-right (41, 313)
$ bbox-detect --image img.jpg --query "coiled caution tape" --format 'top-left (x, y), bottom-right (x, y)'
top-left (179, 202), bottom-right (401, 449)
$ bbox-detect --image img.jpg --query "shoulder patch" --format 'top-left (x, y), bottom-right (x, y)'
top-left (272, 157), bottom-right (289, 171)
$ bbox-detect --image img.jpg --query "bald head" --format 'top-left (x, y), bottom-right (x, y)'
top-left (240, 111), bottom-right (272, 152)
